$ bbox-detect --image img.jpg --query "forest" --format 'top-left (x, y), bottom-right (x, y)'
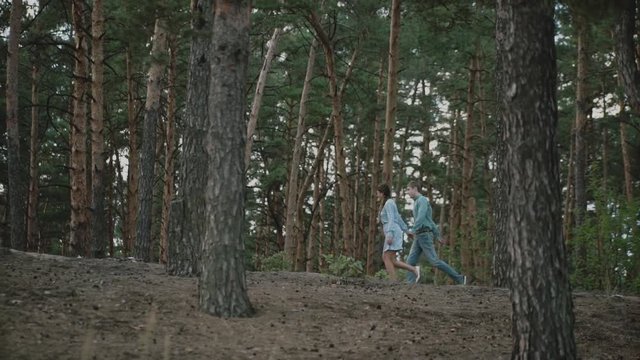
top-left (3, 0), bottom-right (638, 292)
top-left (1, 0), bottom-right (640, 358)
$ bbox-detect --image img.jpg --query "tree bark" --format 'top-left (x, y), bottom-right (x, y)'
top-left (367, 58), bottom-right (385, 276)
top-left (619, 113), bottom-right (633, 202)
top-left (284, 39), bottom-right (316, 268)
top-left (91, 0), bottom-right (107, 258)
top-left (199, 0), bottom-right (254, 318)
top-left (27, 65), bottom-right (40, 252)
top-left (613, 0), bottom-right (640, 114)
top-left (496, 1), bottom-right (576, 358)
top-left (245, 27), bottom-right (282, 168)
top-left (460, 50), bottom-right (479, 274)
top-left (70, 0), bottom-right (90, 257)
top-left (167, 0), bottom-right (213, 277)
top-left (135, 17), bottom-right (168, 262)
top-left (124, 47), bottom-right (139, 257)
top-left (160, 36), bottom-right (178, 265)
top-left (6, 0), bottom-right (26, 251)
top-left (383, 0), bottom-right (401, 186)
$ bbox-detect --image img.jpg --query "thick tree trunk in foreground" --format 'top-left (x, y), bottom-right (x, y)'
top-left (496, 0), bottom-right (576, 358)
top-left (199, 0), bottom-right (254, 318)
top-left (167, 0), bottom-right (213, 276)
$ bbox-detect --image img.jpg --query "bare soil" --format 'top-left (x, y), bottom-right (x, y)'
top-left (1, 249), bottom-right (639, 360)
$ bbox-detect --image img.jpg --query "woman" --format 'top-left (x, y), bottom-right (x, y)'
top-left (377, 183), bottom-right (420, 283)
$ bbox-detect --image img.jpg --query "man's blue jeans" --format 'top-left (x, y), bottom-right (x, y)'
top-left (405, 232), bottom-right (464, 284)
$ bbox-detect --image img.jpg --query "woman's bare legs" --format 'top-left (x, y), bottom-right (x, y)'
top-left (383, 251), bottom-right (420, 282)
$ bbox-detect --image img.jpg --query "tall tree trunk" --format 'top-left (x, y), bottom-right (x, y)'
top-left (167, 0), bottom-right (212, 276)
top-left (245, 27), bottom-right (282, 167)
top-left (572, 12), bottom-right (591, 278)
top-left (308, 11), bottom-right (356, 257)
top-left (90, 0), bottom-right (107, 258)
top-left (27, 65), bottom-right (40, 252)
top-left (613, 0), bottom-right (640, 115)
top-left (284, 39), bottom-right (316, 268)
top-left (366, 58), bottom-right (385, 276)
top-left (124, 47), bottom-right (139, 257)
top-left (619, 112), bottom-right (633, 202)
top-left (199, 0), bottom-right (254, 318)
top-left (6, 0), bottom-right (26, 251)
top-left (160, 36), bottom-right (177, 265)
top-left (460, 51), bottom-right (479, 274)
top-left (383, 0), bottom-right (401, 186)
top-left (306, 163), bottom-right (324, 272)
top-left (135, 18), bottom-right (168, 262)
top-left (70, 0), bottom-right (90, 257)
top-left (496, 1), bottom-right (576, 358)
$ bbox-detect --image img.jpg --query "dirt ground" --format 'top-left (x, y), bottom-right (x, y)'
top-left (1, 250), bottom-right (639, 360)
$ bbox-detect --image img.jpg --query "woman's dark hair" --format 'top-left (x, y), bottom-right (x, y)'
top-left (377, 183), bottom-right (391, 199)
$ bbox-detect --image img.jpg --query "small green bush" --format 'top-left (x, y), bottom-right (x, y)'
top-left (322, 254), bottom-right (364, 278)
top-left (257, 251), bottom-right (291, 272)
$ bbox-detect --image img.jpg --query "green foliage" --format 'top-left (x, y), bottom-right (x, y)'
top-left (256, 251), bottom-right (291, 272)
top-left (322, 254), bottom-right (364, 278)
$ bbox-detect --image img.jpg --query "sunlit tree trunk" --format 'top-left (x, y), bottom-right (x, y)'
top-left (160, 36), bottom-right (177, 265)
top-left (245, 27), bottom-right (282, 167)
top-left (27, 65), bottom-right (40, 252)
top-left (496, 0), bottom-right (576, 357)
top-left (90, 0), bottom-right (107, 258)
top-left (70, 0), bottom-right (90, 257)
top-left (135, 17), bottom-right (168, 262)
top-left (285, 39), bottom-right (316, 268)
top-left (383, 0), bottom-right (401, 186)
top-left (199, 0), bottom-right (254, 318)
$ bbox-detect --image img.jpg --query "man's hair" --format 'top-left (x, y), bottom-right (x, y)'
top-left (407, 180), bottom-right (422, 192)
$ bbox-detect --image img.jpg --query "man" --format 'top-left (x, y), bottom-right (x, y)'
top-left (405, 180), bottom-right (467, 285)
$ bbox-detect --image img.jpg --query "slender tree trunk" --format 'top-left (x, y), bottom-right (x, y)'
top-left (160, 36), bottom-right (177, 265)
top-left (383, 0), bottom-right (401, 186)
top-left (245, 27), bottom-right (282, 167)
top-left (496, 1), bottom-right (576, 358)
top-left (135, 18), bottom-right (168, 262)
top-left (27, 65), bottom-right (40, 252)
top-left (306, 164), bottom-right (323, 272)
top-left (125, 48), bottom-right (139, 257)
top-left (6, 0), bottom-right (26, 250)
top-left (447, 112), bottom-right (461, 259)
top-left (367, 58), bottom-right (385, 276)
top-left (284, 39), bottom-right (317, 267)
top-left (199, 0), bottom-right (254, 318)
top-left (619, 105), bottom-right (634, 202)
top-left (90, 0), bottom-right (107, 258)
top-left (573, 12), bottom-right (589, 231)
top-left (308, 11), bottom-right (355, 257)
top-left (70, 0), bottom-right (90, 257)
top-left (460, 51), bottom-right (479, 274)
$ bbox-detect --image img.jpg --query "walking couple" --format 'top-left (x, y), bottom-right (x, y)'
top-left (377, 181), bottom-right (467, 285)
